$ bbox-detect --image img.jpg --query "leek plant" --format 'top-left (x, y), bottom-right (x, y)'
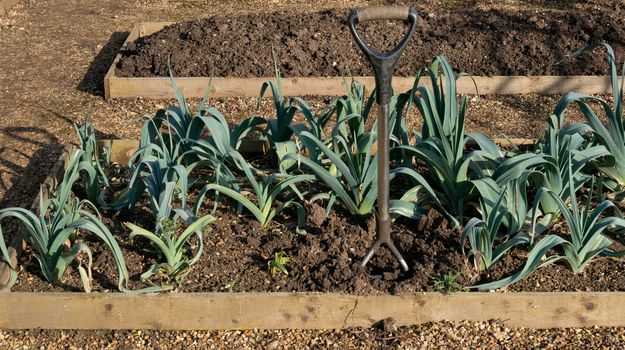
top-left (125, 213), bottom-right (215, 284)
top-left (464, 155), bottom-right (554, 273)
top-left (532, 175), bottom-right (625, 274)
top-left (292, 79), bottom-right (375, 166)
top-left (285, 131), bottom-right (432, 219)
top-left (290, 97), bottom-right (338, 165)
top-left (470, 151), bottom-right (560, 235)
top-left (0, 150), bottom-right (128, 292)
top-left (128, 80), bottom-right (263, 214)
top-left (333, 79), bottom-right (375, 145)
top-left (127, 158), bottom-right (189, 223)
top-left (410, 55), bottom-right (472, 213)
top-left (74, 121), bottom-right (111, 203)
top-left (112, 110), bottom-right (184, 215)
top-left (462, 189), bottom-right (532, 272)
top-left (188, 108), bottom-right (264, 163)
top-left (132, 118), bottom-right (186, 168)
top-left (532, 113), bottom-right (609, 223)
top-left (257, 52), bottom-right (311, 144)
top-left (388, 86), bottom-right (418, 167)
top-left (291, 97), bottom-right (338, 142)
top-left (286, 130), bottom-right (377, 217)
top-left (553, 43), bottom-right (625, 188)
top-left (334, 78), bottom-right (414, 149)
top-left (471, 233), bottom-right (563, 291)
top-left (136, 65), bottom-right (263, 168)
top-left (133, 67), bottom-right (211, 166)
top-left (475, 161), bottom-right (625, 290)
top-left (196, 151), bottom-right (314, 228)
top-left (396, 56), bottom-right (497, 226)
top-left (187, 109), bottom-right (263, 191)
top-left (471, 174), bottom-right (533, 237)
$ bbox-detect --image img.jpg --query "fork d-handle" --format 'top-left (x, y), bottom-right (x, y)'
top-left (348, 6), bottom-right (418, 106)
top-left (349, 7), bottom-right (418, 272)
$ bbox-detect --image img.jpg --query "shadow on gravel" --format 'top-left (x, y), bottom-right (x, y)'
top-left (41, 107), bottom-right (119, 141)
top-left (77, 31), bottom-right (129, 98)
top-left (382, 0), bottom-right (592, 10)
top-left (0, 113), bottom-right (119, 210)
top-left (0, 127), bottom-right (63, 209)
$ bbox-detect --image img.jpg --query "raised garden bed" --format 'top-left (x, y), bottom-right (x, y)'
top-left (2, 141), bottom-right (625, 330)
top-left (105, 22), bottom-right (619, 99)
top-left (5, 43), bottom-right (625, 330)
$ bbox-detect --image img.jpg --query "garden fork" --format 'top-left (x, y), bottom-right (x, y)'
top-left (348, 6), bottom-right (418, 271)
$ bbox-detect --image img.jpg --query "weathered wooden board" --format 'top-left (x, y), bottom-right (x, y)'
top-left (97, 137), bottom-right (534, 165)
top-left (104, 22), bottom-right (619, 99)
top-left (1, 292), bottom-right (623, 330)
top-left (95, 138), bottom-right (270, 164)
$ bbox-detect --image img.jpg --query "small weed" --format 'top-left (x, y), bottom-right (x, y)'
top-left (431, 272), bottom-right (465, 294)
top-left (268, 251), bottom-right (291, 276)
top-left (222, 280), bottom-right (239, 293)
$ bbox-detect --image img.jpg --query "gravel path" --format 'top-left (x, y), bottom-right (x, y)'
top-left (1, 0), bottom-right (624, 348)
top-left (2, 320), bottom-right (625, 349)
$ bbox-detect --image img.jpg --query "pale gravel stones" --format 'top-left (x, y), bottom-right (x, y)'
top-left (1, 321), bottom-right (625, 349)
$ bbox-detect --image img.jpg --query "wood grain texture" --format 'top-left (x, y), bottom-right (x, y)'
top-left (99, 138), bottom-right (534, 164)
top-left (97, 139), bottom-right (139, 164)
top-left (106, 74), bottom-right (618, 99)
top-left (104, 22), bottom-right (619, 99)
top-left (356, 6), bottom-right (410, 22)
top-left (1, 292), bottom-right (624, 330)
top-left (96, 138), bottom-right (270, 164)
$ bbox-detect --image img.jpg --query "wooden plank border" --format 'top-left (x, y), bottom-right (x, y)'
top-left (96, 137), bottom-right (535, 164)
top-left (104, 22), bottom-right (619, 99)
top-left (1, 291), bottom-right (625, 330)
top-left (96, 139), bottom-right (271, 164)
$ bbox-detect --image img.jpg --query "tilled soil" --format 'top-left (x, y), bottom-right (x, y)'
top-left (11, 201), bottom-right (466, 293)
top-left (116, 6), bottom-right (625, 78)
top-left (11, 194), bottom-right (625, 294)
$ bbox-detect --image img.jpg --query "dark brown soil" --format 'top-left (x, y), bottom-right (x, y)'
top-left (11, 194), bottom-right (625, 294)
top-left (11, 201), bottom-right (469, 294)
top-left (116, 6), bottom-right (625, 78)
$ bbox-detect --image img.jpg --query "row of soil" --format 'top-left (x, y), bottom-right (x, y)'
top-left (11, 162), bottom-right (625, 294)
top-left (115, 7), bottom-right (625, 78)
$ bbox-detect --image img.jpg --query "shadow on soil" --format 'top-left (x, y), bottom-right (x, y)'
top-left (77, 31), bottom-right (129, 98)
top-left (0, 116), bottom-right (117, 209)
top-left (0, 127), bottom-right (63, 209)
